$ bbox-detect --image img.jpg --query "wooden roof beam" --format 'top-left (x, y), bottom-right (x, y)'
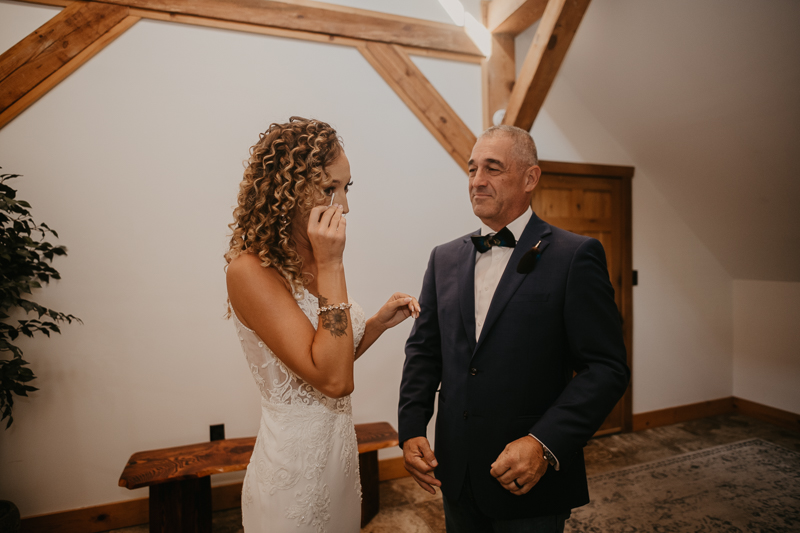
top-left (16, 0), bottom-right (483, 59)
top-left (359, 42), bottom-right (476, 172)
top-left (481, 32), bottom-right (515, 130)
top-left (0, 1), bottom-right (139, 129)
top-left (485, 0), bottom-right (548, 36)
top-left (502, 0), bottom-right (590, 131)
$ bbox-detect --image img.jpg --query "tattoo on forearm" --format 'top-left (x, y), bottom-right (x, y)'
top-left (322, 309), bottom-right (349, 338)
top-left (318, 295), bottom-right (349, 338)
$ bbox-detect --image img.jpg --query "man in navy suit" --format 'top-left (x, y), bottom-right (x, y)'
top-left (398, 125), bottom-right (630, 532)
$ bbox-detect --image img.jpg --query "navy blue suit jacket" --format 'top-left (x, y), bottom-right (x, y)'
top-left (398, 212), bottom-right (630, 518)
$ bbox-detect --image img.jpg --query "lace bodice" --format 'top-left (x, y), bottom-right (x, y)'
top-left (232, 289), bottom-right (366, 411)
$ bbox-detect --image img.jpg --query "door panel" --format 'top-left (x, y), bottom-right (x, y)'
top-left (532, 168), bottom-right (632, 435)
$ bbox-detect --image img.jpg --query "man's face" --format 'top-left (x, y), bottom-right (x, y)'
top-left (468, 134), bottom-right (539, 230)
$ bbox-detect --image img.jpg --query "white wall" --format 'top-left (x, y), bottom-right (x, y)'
top-left (550, 0), bottom-right (800, 283)
top-left (534, 76), bottom-right (734, 413)
top-left (733, 281), bottom-right (800, 413)
top-left (0, 0), bottom-right (764, 518)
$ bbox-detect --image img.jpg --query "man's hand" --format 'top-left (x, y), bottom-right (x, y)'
top-left (403, 436), bottom-right (441, 494)
top-left (489, 435), bottom-right (548, 495)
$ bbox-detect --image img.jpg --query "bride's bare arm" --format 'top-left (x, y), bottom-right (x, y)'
top-left (354, 293), bottom-right (420, 360)
top-left (227, 205), bottom-right (355, 398)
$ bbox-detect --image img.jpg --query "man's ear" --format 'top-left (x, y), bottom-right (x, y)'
top-left (524, 165), bottom-right (541, 193)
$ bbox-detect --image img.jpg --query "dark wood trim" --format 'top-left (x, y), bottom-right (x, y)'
top-left (619, 174), bottom-right (633, 432)
top-left (733, 397), bottom-right (800, 432)
top-left (539, 160), bottom-right (636, 179)
top-left (209, 481), bottom-right (244, 511)
top-left (20, 482), bottom-right (241, 533)
top-left (21, 455), bottom-right (407, 532)
top-left (632, 398), bottom-right (735, 431)
top-left (20, 496), bottom-right (149, 533)
top-left (632, 396), bottom-right (800, 432)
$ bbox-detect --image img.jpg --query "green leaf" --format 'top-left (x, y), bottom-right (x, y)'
top-left (0, 170), bottom-right (80, 429)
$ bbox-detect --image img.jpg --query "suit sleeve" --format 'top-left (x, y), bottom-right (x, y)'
top-left (530, 238), bottom-right (630, 461)
top-left (398, 247), bottom-right (443, 447)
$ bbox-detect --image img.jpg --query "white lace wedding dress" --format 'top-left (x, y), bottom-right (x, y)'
top-left (232, 289), bottom-right (365, 532)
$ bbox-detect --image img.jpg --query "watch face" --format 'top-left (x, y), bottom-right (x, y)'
top-left (543, 448), bottom-right (556, 466)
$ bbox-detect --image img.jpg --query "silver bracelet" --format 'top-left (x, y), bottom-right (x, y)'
top-left (315, 302), bottom-right (352, 315)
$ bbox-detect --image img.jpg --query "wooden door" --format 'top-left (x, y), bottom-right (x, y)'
top-left (533, 161), bottom-right (634, 434)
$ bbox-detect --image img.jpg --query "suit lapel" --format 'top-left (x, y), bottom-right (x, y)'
top-left (458, 233), bottom-right (478, 352)
top-left (473, 213), bottom-right (552, 355)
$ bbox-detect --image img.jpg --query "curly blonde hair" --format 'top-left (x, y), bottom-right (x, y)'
top-left (225, 117), bottom-right (343, 296)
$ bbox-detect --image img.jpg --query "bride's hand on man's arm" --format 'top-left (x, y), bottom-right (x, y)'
top-left (374, 292), bottom-right (420, 330)
top-left (354, 293), bottom-right (419, 359)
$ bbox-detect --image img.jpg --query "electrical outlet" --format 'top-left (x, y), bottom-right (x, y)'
top-left (210, 423), bottom-right (225, 441)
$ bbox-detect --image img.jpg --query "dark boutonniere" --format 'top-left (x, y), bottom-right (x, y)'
top-left (516, 240), bottom-right (543, 274)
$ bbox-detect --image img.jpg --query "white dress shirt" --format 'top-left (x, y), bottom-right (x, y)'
top-left (473, 207), bottom-right (560, 470)
top-left (474, 208), bottom-right (532, 341)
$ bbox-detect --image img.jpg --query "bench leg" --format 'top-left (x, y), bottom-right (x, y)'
top-left (359, 450), bottom-right (380, 527)
top-left (149, 477), bottom-right (211, 533)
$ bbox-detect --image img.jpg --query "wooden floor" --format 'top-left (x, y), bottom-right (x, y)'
top-left (110, 413), bottom-right (800, 533)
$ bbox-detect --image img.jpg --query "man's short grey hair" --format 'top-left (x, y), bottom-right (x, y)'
top-left (478, 125), bottom-right (539, 168)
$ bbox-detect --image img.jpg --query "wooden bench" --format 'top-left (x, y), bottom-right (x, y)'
top-left (119, 422), bottom-right (398, 532)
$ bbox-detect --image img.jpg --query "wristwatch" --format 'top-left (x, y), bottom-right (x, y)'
top-left (542, 446), bottom-right (557, 468)
top-left (528, 433), bottom-right (560, 470)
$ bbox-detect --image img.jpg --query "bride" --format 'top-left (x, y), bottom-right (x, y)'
top-left (225, 117), bottom-right (419, 532)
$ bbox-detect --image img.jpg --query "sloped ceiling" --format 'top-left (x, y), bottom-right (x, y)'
top-left (553, 0), bottom-right (800, 282)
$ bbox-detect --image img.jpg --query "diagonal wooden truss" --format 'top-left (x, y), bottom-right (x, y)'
top-left (486, 0), bottom-right (591, 132)
top-left (0, 0), bottom-right (590, 171)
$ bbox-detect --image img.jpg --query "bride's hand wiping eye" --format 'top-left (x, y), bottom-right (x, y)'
top-left (307, 203), bottom-right (346, 265)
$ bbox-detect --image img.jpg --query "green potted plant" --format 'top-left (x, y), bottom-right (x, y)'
top-left (1, 169), bottom-right (81, 531)
top-left (1, 169), bottom-right (81, 426)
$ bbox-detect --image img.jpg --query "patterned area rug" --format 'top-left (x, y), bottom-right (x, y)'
top-left (567, 439), bottom-right (800, 532)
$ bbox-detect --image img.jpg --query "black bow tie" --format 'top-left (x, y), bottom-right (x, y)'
top-left (471, 226), bottom-right (516, 253)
